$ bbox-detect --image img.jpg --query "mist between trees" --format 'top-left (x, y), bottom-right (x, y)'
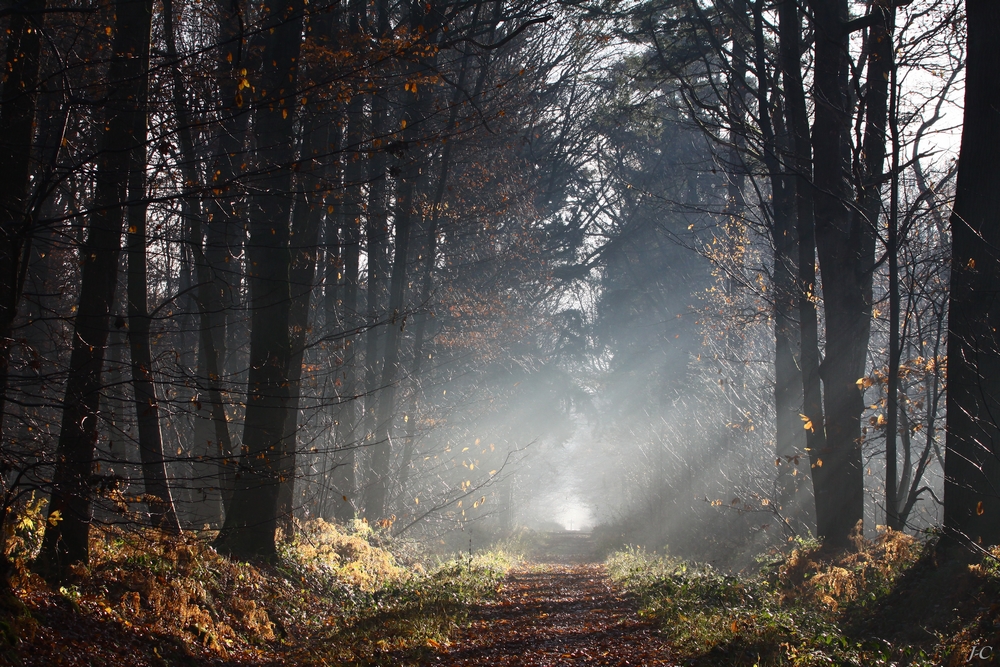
top-left (0, 0), bottom-right (994, 584)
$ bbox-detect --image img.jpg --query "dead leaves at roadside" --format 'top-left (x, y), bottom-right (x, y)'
top-left (430, 564), bottom-right (677, 666)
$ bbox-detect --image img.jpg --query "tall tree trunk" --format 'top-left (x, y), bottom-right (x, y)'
top-left (752, 0), bottom-right (802, 518)
top-left (810, 0), bottom-right (866, 549)
top-left (206, 0), bottom-right (252, 512)
top-left (275, 2), bottom-right (343, 533)
top-left (853, 2), bottom-right (898, 529)
top-left (0, 0), bottom-right (45, 438)
top-left (162, 0), bottom-right (235, 527)
top-left (319, 192), bottom-right (342, 519)
top-left (124, 43), bottom-right (182, 533)
top-left (724, 0), bottom-right (749, 487)
top-left (360, 0), bottom-right (392, 504)
top-left (213, 0), bottom-right (304, 560)
top-left (36, 0), bottom-right (155, 581)
top-left (943, 0), bottom-right (1000, 549)
top-left (363, 0), bottom-right (442, 522)
top-left (276, 143), bottom-right (331, 533)
top-left (780, 0), bottom-right (824, 536)
top-left (328, 0), bottom-right (367, 523)
top-left (398, 6), bottom-right (484, 508)
top-left (364, 122), bottom-right (417, 523)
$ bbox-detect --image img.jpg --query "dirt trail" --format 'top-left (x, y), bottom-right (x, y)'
top-left (431, 533), bottom-right (677, 666)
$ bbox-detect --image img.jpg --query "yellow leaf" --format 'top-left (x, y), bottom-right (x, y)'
top-left (800, 413), bottom-right (814, 432)
top-left (977, 500), bottom-right (985, 516)
top-left (401, 119), bottom-right (407, 129)
top-left (48, 510), bottom-right (62, 526)
top-left (282, 108), bottom-right (288, 119)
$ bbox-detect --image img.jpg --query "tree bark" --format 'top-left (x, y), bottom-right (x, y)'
top-left (0, 0), bottom-right (45, 437)
top-left (360, 0), bottom-right (392, 509)
top-left (810, 0), bottom-right (867, 549)
top-left (853, 2), bottom-right (898, 529)
top-left (943, 0), bottom-right (1000, 548)
top-left (124, 42), bottom-right (182, 533)
top-left (329, 0), bottom-right (367, 523)
top-left (213, 0), bottom-right (304, 560)
top-left (36, 0), bottom-right (155, 581)
top-left (161, 0), bottom-right (236, 527)
top-left (780, 0), bottom-right (824, 536)
top-left (753, 0), bottom-right (802, 518)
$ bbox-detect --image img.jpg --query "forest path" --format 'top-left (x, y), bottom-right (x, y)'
top-left (429, 538), bottom-right (677, 666)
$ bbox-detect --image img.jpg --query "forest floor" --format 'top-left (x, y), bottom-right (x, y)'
top-left (431, 563), bottom-right (677, 666)
top-left (428, 531), bottom-right (677, 666)
top-left (4, 523), bottom-right (1000, 666)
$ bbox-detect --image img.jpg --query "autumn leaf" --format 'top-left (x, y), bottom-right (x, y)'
top-left (800, 413), bottom-right (814, 432)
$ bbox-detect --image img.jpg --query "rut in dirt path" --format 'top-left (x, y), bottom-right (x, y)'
top-left (431, 561), bottom-right (678, 666)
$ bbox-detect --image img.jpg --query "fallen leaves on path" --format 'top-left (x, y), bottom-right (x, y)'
top-left (426, 564), bottom-right (678, 666)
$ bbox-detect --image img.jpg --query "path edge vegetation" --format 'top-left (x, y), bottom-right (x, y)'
top-left (0, 513), bottom-right (522, 666)
top-left (607, 530), bottom-right (1000, 667)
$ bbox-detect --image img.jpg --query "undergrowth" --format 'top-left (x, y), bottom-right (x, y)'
top-left (0, 502), bottom-right (520, 666)
top-left (608, 530), bottom-right (1000, 667)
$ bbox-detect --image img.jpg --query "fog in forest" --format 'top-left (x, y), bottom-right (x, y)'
top-left (5, 0), bottom-right (1000, 660)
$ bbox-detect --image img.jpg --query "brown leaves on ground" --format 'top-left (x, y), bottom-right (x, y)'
top-left (427, 564), bottom-right (677, 666)
top-left (775, 527), bottom-right (919, 609)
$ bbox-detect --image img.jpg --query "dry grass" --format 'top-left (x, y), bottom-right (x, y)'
top-left (0, 506), bottom-right (519, 666)
top-left (775, 528), bottom-right (919, 610)
top-left (609, 529), bottom-right (1000, 667)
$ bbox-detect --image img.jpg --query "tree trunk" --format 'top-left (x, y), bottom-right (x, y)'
top-left (124, 46), bottom-right (182, 533)
top-left (276, 144), bottom-right (330, 534)
top-left (213, 0), bottom-right (304, 560)
top-left (36, 0), bottom-right (155, 581)
top-left (363, 0), bottom-right (444, 522)
top-left (360, 0), bottom-right (392, 507)
top-left (364, 127), bottom-right (417, 523)
top-left (853, 2), bottom-right (898, 529)
top-left (780, 0), bottom-right (823, 536)
top-left (328, 0), bottom-right (367, 523)
top-left (398, 7), bottom-right (483, 510)
top-left (275, 3), bottom-right (343, 533)
top-left (810, 0), bottom-right (867, 549)
top-left (207, 0), bottom-right (252, 510)
top-left (753, 0), bottom-right (802, 518)
top-left (943, 0), bottom-right (1000, 548)
top-left (0, 0), bottom-right (45, 437)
